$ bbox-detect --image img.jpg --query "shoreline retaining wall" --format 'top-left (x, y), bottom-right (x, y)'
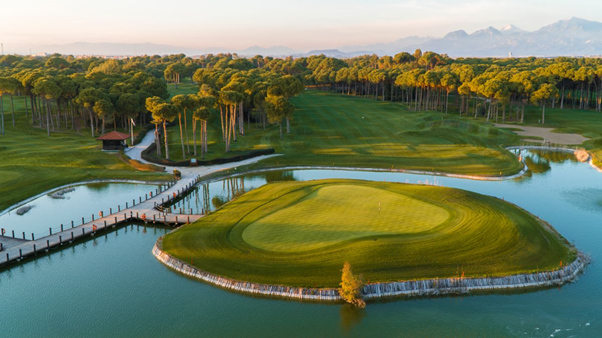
top-left (153, 238), bottom-right (588, 302)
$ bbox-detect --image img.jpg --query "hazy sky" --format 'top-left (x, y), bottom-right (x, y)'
top-left (2, 0), bottom-right (602, 53)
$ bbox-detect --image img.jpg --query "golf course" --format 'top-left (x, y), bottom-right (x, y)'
top-left (162, 179), bottom-right (576, 288)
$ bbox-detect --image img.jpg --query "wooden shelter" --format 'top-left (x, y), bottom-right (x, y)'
top-left (97, 131), bottom-right (129, 151)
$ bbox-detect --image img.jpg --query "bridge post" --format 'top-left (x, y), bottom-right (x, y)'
top-left (82, 228), bottom-right (85, 235)
top-left (22, 232), bottom-right (25, 240)
top-left (71, 232), bottom-right (74, 241)
top-left (126, 202), bottom-right (128, 208)
top-left (49, 228), bottom-right (52, 236)
top-left (33, 244), bottom-right (36, 254)
top-left (71, 221), bottom-right (74, 228)
top-left (32, 233), bottom-right (34, 240)
top-left (61, 224), bottom-right (63, 232)
top-left (110, 208), bottom-right (112, 214)
top-left (104, 220), bottom-right (107, 228)
top-left (19, 249), bottom-right (22, 259)
top-left (12, 230), bottom-right (14, 238)
top-left (46, 240), bottom-right (49, 249)
top-left (118, 205), bottom-right (120, 212)
top-left (59, 235), bottom-right (62, 244)
top-left (82, 217), bottom-right (84, 225)
top-left (92, 214), bottom-right (94, 221)
top-left (133, 199), bottom-right (135, 206)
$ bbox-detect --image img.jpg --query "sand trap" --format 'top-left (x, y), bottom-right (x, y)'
top-left (495, 124), bottom-right (589, 145)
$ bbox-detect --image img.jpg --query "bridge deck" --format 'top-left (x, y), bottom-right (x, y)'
top-left (0, 175), bottom-right (203, 267)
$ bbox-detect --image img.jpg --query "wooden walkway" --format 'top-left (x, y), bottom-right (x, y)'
top-left (0, 175), bottom-right (204, 267)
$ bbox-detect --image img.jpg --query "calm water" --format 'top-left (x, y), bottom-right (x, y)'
top-left (1, 150), bottom-right (601, 337)
top-left (0, 183), bottom-right (157, 238)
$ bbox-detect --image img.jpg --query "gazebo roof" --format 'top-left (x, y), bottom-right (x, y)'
top-left (97, 131), bottom-right (130, 141)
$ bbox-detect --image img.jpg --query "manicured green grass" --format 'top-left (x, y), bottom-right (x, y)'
top-left (162, 179), bottom-right (575, 288)
top-left (0, 97), bottom-right (168, 212)
top-left (163, 87), bottom-right (523, 176)
top-left (516, 105), bottom-right (602, 167)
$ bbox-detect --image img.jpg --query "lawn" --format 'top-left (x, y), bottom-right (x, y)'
top-left (0, 96), bottom-right (169, 212)
top-left (162, 179), bottom-right (575, 288)
top-left (514, 105), bottom-right (602, 167)
top-left (162, 87), bottom-right (523, 176)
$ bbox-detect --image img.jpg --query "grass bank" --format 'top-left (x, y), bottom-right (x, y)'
top-left (0, 97), bottom-right (169, 212)
top-left (162, 179), bottom-right (575, 288)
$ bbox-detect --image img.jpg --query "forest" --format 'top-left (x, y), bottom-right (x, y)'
top-left (1, 50), bottom-right (601, 161)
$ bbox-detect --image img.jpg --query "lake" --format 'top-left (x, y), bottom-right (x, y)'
top-left (1, 150), bottom-right (600, 337)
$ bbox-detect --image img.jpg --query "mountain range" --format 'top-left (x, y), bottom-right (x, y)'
top-left (26, 17), bottom-right (602, 58)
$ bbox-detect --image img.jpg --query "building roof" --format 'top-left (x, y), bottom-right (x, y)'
top-left (97, 131), bottom-right (130, 141)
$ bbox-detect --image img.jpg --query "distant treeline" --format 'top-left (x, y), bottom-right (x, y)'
top-left (1, 51), bottom-right (600, 157)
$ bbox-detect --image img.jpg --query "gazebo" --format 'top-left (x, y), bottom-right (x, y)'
top-left (97, 131), bottom-right (129, 151)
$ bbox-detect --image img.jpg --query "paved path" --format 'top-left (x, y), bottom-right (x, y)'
top-left (0, 130), bottom-right (278, 266)
top-left (495, 124), bottom-right (589, 145)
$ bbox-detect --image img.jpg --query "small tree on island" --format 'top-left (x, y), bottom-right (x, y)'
top-left (340, 262), bottom-right (366, 308)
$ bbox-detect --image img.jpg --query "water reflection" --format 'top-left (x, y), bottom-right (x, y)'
top-left (170, 150), bottom-right (580, 215)
top-left (339, 304), bottom-right (366, 334)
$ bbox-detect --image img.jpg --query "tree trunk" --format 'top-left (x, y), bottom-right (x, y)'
top-left (46, 99), bottom-right (51, 136)
top-left (445, 91), bottom-right (449, 114)
top-left (10, 95), bottom-right (15, 127)
top-left (220, 105), bottom-right (225, 142)
top-left (193, 119), bottom-right (197, 156)
top-left (559, 85), bottom-right (565, 109)
top-left (541, 101), bottom-right (546, 124)
top-left (155, 124), bottom-right (162, 157)
top-left (23, 96), bottom-right (28, 117)
top-left (163, 120), bottom-right (169, 160)
top-left (203, 120), bottom-right (208, 154)
top-left (178, 113), bottom-right (185, 159)
top-left (286, 117), bottom-right (290, 134)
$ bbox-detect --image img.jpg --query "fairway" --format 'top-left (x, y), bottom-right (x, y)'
top-left (162, 179), bottom-right (575, 288)
top-left (163, 88), bottom-right (524, 176)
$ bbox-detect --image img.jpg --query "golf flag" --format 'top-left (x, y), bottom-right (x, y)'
top-left (131, 118), bottom-right (136, 127)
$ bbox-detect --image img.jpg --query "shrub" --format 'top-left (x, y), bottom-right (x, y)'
top-left (340, 262), bottom-right (365, 308)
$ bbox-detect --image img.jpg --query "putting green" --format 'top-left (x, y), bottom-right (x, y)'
top-left (242, 184), bottom-right (449, 252)
top-left (162, 179), bottom-right (575, 287)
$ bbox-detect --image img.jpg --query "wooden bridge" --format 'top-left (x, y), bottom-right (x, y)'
top-left (0, 175), bottom-right (204, 267)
